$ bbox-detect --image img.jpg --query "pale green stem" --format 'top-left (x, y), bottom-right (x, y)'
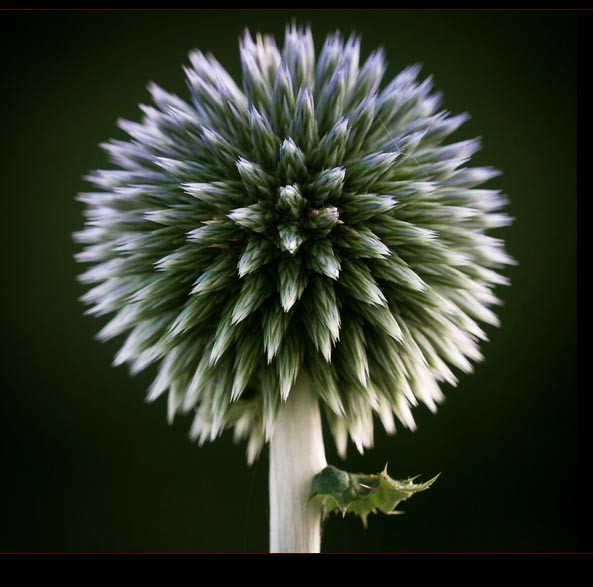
top-left (269, 371), bottom-right (327, 553)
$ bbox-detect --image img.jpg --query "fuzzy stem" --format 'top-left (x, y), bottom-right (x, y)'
top-left (269, 371), bottom-right (327, 553)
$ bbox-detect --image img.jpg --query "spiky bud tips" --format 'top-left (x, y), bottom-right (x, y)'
top-left (75, 24), bottom-right (513, 463)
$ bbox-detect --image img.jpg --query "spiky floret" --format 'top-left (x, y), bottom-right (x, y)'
top-left (75, 24), bottom-right (513, 463)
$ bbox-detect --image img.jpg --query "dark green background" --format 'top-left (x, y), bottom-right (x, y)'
top-left (0, 10), bottom-right (577, 552)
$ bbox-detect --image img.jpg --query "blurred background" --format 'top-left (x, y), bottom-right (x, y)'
top-left (0, 10), bottom-right (576, 552)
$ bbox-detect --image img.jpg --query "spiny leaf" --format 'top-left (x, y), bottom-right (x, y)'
top-left (310, 464), bottom-right (439, 527)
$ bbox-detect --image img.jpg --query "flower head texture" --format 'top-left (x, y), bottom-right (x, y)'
top-left (75, 25), bottom-right (513, 463)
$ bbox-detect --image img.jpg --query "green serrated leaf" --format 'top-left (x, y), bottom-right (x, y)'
top-left (309, 464), bottom-right (439, 527)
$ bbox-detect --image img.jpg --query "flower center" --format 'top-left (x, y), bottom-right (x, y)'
top-left (275, 185), bottom-right (341, 254)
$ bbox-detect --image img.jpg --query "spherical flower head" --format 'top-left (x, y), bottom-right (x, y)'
top-left (75, 24), bottom-right (513, 463)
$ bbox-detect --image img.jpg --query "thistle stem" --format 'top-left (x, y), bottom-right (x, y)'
top-left (269, 371), bottom-right (327, 553)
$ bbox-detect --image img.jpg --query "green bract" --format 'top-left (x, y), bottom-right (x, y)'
top-left (75, 24), bottom-right (513, 463)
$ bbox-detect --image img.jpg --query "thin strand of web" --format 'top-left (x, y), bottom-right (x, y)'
top-left (377, 112), bottom-right (430, 181)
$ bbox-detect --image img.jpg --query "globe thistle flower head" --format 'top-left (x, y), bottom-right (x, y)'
top-left (75, 24), bottom-right (513, 463)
